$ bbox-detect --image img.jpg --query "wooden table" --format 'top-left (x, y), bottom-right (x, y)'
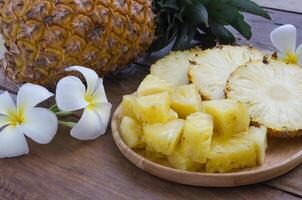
top-left (0, 1), bottom-right (301, 199)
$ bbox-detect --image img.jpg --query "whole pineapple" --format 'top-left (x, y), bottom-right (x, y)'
top-left (0, 0), bottom-right (269, 86)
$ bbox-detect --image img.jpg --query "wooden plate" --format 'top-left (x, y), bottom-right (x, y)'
top-left (111, 105), bottom-right (302, 187)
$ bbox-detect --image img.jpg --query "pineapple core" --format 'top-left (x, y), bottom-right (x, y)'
top-left (203, 99), bottom-right (250, 139)
top-left (144, 119), bottom-right (185, 155)
top-left (136, 92), bottom-right (171, 123)
top-left (120, 116), bottom-right (145, 149)
top-left (171, 84), bottom-right (202, 118)
top-left (137, 74), bottom-right (173, 96)
top-left (182, 112), bottom-right (213, 163)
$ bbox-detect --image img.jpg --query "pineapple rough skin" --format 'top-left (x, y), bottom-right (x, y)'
top-left (0, 0), bottom-right (154, 86)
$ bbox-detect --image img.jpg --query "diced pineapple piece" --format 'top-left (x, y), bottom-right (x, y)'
top-left (120, 116), bottom-right (145, 148)
top-left (206, 134), bottom-right (257, 173)
top-left (137, 74), bottom-right (173, 96)
top-left (136, 92), bottom-right (171, 123)
top-left (145, 145), bottom-right (166, 160)
top-left (203, 99), bottom-right (250, 138)
top-left (246, 126), bottom-right (267, 165)
top-left (144, 119), bottom-right (185, 155)
top-left (121, 95), bottom-right (137, 119)
top-left (168, 109), bottom-right (178, 120)
top-left (171, 84), bottom-right (202, 118)
top-left (182, 112), bottom-right (213, 163)
top-left (167, 145), bottom-right (201, 172)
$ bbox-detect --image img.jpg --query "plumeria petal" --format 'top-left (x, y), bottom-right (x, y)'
top-left (21, 108), bottom-right (58, 144)
top-left (0, 126), bottom-right (29, 158)
top-left (0, 33), bottom-right (6, 59)
top-left (17, 83), bottom-right (53, 110)
top-left (94, 102), bottom-right (112, 133)
top-left (0, 91), bottom-right (16, 115)
top-left (270, 24), bottom-right (296, 54)
top-left (70, 108), bottom-right (105, 140)
top-left (56, 76), bottom-right (88, 111)
top-left (0, 115), bottom-right (10, 129)
top-left (296, 43), bottom-right (302, 65)
top-left (92, 78), bottom-right (108, 103)
top-left (66, 66), bottom-right (98, 95)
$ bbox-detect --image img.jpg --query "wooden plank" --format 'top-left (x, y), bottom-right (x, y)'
top-left (254, 0), bottom-right (302, 14)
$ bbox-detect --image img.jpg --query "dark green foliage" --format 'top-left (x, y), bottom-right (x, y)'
top-left (149, 0), bottom-right (271, 51)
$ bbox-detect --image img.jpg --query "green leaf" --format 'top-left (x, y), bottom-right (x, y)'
top-left (209, 19), bottom-right (236, 44)
top-left (183, 0), bottom-right (208, 26)
top-left (228, 0), bottom-right (271, 19)
top-left (173, 23), bottom-right (189, 50)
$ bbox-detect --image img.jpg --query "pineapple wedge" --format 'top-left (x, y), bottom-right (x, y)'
top-left (206, 134), bottom-right (257, 173)
top-left (120, 116), bottom-right (145, 148)
top-left (203, 99), bottom-right (250, 139)
top-left (144, 119), bottom-right (185, 155)
top-left (171, 84), bottom-right (203, 118)
top-left (121, 95), bottom-right (138, 119)
top-left (182, 112), bottom-right (213, 163)
top-left (167, 145), bottom-right (202, 172)
top-left (137, 74), bottom-right (173, 96)
top-left (245, 126), bottom-right (268, 165)
top-left (136, 92), bottom-right (171, 123)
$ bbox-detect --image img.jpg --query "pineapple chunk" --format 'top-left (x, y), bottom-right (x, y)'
top-left (144, 119), bottom-right (185, 155)
top-left (203, 99), bottom-right (250, 138)
top-left (206, 134), bottom-right (257, 173)
top-left (246, 126), bottom-right (267, 165)
top-left (136, 92), bottom-right (171, 123)
top-left (145, 145), bottom-right (166, 160)
top-left (121, 95), bottom-right (137, 119)
top-left (171, 84), bottom-right (202, 118)
top-left (182, 112), bottom-right (213, 163)
top-left (168, 109), bottom-right (178, 120)
top-left (167, 145), bottom-right (201, 172)
top-left (120, 116), bottom-right (145, 148)
top-left (137, 74), bottom-right (173, 96)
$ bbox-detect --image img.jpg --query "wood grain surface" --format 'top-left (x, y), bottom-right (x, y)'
top-left (0, 3), bottom-right (302, 200)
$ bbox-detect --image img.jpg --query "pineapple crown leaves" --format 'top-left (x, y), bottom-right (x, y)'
top-left (150, 0), bottom-right (271, 51)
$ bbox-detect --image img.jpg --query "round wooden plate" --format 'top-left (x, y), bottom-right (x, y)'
top-left (111, 105), bottom-right (302, 187)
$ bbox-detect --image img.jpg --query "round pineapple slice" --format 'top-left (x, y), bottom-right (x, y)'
top-left (226, 59), bottom-right (302, 137)
top-left (150, 49), bottom-right (199, 87)
top-left (189, 45), bottom-right (265, 100)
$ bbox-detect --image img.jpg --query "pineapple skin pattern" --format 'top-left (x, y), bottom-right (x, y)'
top-left (0, 0), bottom-right (154, 86)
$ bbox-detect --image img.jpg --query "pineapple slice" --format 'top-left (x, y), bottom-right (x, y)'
top-left (189, 45), bottom-right (265, 100)
top-left (150, 50), bottom-right (199, 87)
top-left (136, 92), bottom-right (171, 123)
top-left (144, 119), bottom-right (185, 155)
top-left (171, 84), bottom-right (202, 118)
top-left (137, 74), bottom-right (173, 96)
top-left (120, 116), bottom-right (145, 148)
top-left (245, 126), bottom-right (268, 165)
top-left (121, 95), bottom-right (137, 119)
top-left (206, 134), bottom-right (257, 173)
top-left (203, 99), bottom-right (250, 139)
top-left (167, 145), bottom-right (201, 172)
top-left (182, 112), bottom-right (213, 163)
top-left (226, 59), bottom-right (302, 137)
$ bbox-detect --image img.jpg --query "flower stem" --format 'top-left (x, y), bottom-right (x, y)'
top-left (59, 120), bottom-right (76, 128)
top-left (55, 111), bottom-right (73, 117)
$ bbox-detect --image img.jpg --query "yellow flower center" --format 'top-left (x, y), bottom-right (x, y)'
top-left (8, 110), bottom-right (25, 127)
top-left (85, 95), bottom-right (95, 110)
top-left (283, 53), bottom-right (299, 64)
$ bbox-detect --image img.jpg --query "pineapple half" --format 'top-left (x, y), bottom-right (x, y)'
top-left (226, 59), bottom-right (302, 137)
top-left (189, 46), bottom-right (265, 100)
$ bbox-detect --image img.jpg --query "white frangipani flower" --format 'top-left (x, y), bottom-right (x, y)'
top-left (56, 66), bottom-right (112, 140)
top-left (270, 24), bottom-right (302, 65)
top-left (0, 84), bottom-right (58, 158)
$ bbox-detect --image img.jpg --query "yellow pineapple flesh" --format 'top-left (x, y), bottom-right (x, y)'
top-left (206, 134), bottom-right (257, 173)
top-left (182, 112), bottom-right (213, 163)
top-left (144, 119), bottom-right (185, 155)
top-left (137, 74), bottom-right (172, 96)
top-left (0, 0), bottom-right (155, 86)
top-left (167, 145), bottom-right (202, 172)
top-left (203, 99), bottom-right (250, 139)
top-left (136, 92), bottom-right (171, 123)
top-left (120, 116), bottom-right (145, 149)
top-left (121, 95), bottom-right (138, 120)
top-left (145, 145), bottom-right (166, 160)
top-left (171, 84), bottom-right (202, 118)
